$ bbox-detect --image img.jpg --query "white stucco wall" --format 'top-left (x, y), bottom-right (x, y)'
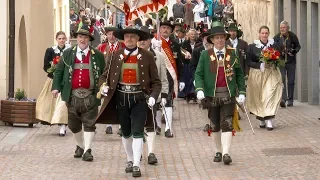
top-left (0, 0), bottom-right (9, 100)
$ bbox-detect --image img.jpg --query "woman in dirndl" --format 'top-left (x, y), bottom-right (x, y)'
top-left (246, 26), bottom-right (283, 131)
top-left (36, 31), bottom-right (70, 136)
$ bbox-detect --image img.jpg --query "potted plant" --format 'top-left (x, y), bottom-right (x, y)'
top-left (0, 88), bottom-right (38, 127)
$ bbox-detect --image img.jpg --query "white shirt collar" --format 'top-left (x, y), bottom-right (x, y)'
top-left (124, 48), bottom-right (139, 56)
top-left (108, 41), bottom-right (118, 47)
top-left (229, 38), bottom-right (238, 48)
top-left (214, 47), bottom-right (225, 54)
top-left (77, 46), bottom-right (90, 55)
top-left (76, 46), bottom-right (90, 60)
top-left (162, 36), bottom-right (170, 42)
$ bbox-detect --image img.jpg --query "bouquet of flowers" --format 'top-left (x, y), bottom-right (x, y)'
top-left (260, 47), bottom-right (285, 67)
top-left (47, 56), bottom-right (60, 73)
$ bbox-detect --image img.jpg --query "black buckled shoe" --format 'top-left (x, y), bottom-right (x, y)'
top-left (74, 146), bottom-right (84, 158)
top-left (148, 153), bottom-right (158, 165)
top-left (82, 149), bottom-right (93, 161)
top-left (156, 127), bottom-right (161, 135)
top-left (203, 124), bottom-right (210, 132)
top-left (223, 154), bottom-right (232, 165)
top-left (213, 152), bottom-right (222, 162)
top-left (132, 166), bottom-right (141, 177)
top-left (117, 128), bottom-right (122, 136)
top-left (165, 129), bottom-right (173, 138)
top-left (280, 101), bottom-right (286, 108)
top-left (105, 126), bottom-right (113, 134)
top-left (125, 161), bottom-right (133, 173)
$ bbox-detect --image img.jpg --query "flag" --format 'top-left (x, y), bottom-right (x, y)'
top-left (124, 0), bottom-right (167, 23)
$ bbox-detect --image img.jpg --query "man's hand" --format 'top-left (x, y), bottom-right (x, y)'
top-left (151, 38), bottom-right (162, 49)
top-left (148, 97), bottom-right (156, 107)
top-left (238, 94), bottom-right (245, 103)
top-left (260, 62), bottom-right (265, 72)
top-left (197, 91), bottom-right (205, 100)
top-left (100, 85), bottom-right (109, 96)
top-left (179, 82), bottom-right (185, 91)
top-left (51, 90), bottom-right (59, 98)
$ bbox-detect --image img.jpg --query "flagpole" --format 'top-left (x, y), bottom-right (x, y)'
top-left (156, 12), bottom-right (161, 51)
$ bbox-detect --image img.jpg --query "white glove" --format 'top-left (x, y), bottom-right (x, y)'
top-left (51, 90), bottom-right (59, 98)
top-left (179, 82), bottom-right (185, 91)
top-left (238, 94), bottom-right (245, 103)
top-left (100, 85), bottom-right (109, 96)
top-left (197, 91), bottom-right (205, 100)
top-left (147, 97), bottom-right (156, 107)
top-left (151, 38), bottom-right (162, 49)
top-left (161, 98), bottom-right (167, 106)
top-left (260, 62), bottom-right (265, 72)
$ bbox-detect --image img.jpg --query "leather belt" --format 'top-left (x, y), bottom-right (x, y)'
top-left (117, 83), bottom-right (142, 93)
top-left (72, 88), bottom-right (93, 98)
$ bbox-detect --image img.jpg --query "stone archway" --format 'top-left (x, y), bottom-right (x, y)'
top-left (18, 15), bottom-right (28, 92)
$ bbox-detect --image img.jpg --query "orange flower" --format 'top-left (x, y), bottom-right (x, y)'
top-left (263, 53), bottom-right (269, 58)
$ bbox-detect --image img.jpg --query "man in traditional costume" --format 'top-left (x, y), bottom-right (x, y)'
top-left (226, 23), bottom-right (248, 75)
top-left (194, 26), bottom-right (246, 165)
top-left (97, 26), bottom-right (125, 134)
top-left (96, 27), bottom-right (161, 177)
top-left (51, 25), bottom-right (106, 161)
top-left (138, 26), bottom-right (169, 165)
top-left (152, 20), bottom-right (185, 138)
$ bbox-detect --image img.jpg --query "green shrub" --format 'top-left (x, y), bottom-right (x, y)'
top-left (15, 88), bottom-right (26, 101)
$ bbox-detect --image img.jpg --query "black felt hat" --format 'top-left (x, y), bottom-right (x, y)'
top-left (139, 26), bottom-right (154, 39)
top-left (160, 20), bottom-right (175, 32)
top-left (113, 26), bottom-right (150, 41)
top-left (74, 25), bottom-right (94, 41)
top-left (207, 26), bottom-right (230, 44)
top-left (104, 26), bottom-right (118, 33)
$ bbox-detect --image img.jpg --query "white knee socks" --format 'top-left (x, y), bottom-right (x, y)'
top-left (164, 107), bottom-right (173, 131)
top-left (221, 132), bottom-right (232, 155)
top-left (122, 137), bottom-right (133, 162)
top-left (146, 132), bottom-right (155, 155)
top-left (84, 132), bottom-right (95, 152)
top-left (213, 131), bottom-right (222, 153)
top-left (73, 130), bottom-right (84, 149)
top-left (155, 110), bottom-right (162, 128)
top-left (133, 138), bottom-right (144, 167)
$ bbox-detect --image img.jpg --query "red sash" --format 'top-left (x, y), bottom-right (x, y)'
top-left (161, 37), bottom-right (178, 76)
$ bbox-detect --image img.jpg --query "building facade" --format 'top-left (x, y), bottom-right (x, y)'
top-left (234, 0), bottom-right (320, 105)
top-left (0, 0), bottom-right (70, 101)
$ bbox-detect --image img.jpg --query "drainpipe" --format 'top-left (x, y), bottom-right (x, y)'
top-left (8, 0), bottom-right (15, 98)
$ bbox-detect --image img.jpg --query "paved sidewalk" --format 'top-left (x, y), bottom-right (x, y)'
top-left (0, 100), bottom-right (320, 180)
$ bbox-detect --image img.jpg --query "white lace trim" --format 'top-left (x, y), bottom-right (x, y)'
top-left (253, 39), bottom-right (274, 50)
top-left (52, 44), bottom-right (71, 55)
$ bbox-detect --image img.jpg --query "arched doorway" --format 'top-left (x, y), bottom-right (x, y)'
top-left (18, 16), bottom-right (28, 92)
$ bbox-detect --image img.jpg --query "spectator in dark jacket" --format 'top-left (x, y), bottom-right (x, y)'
top-left (173, 0), bottom-right (185, 20)
top-left (274, 20), bottom-right (301, 107)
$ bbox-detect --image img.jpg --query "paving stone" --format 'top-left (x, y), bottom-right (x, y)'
top-left (0, 99), bottom-right (320, 179)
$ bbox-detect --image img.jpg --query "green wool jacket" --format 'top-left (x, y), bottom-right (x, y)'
top-left (194, 47), bottom-right (246, 97)
top-left (52, 46), bottom-right (106, 105)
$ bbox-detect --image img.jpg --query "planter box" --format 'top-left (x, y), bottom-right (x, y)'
top-left (0, 100), bottom-right (39, 127)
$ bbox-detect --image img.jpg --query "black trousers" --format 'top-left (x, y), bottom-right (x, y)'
top-left (280, 63), bottom-right (296, 103)
top-left (116, 91), bottom-right (148, 138)
top-left (206, 97), bottom-right (235, 132)
top-left (67, 94), bottom-right (98, 133)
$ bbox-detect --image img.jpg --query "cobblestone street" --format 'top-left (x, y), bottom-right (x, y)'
top-left (1, 99), bottom-right (320, 180)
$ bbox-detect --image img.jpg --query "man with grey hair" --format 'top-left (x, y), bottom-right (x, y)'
top-left (274, 20), bottom-right (301, 107)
